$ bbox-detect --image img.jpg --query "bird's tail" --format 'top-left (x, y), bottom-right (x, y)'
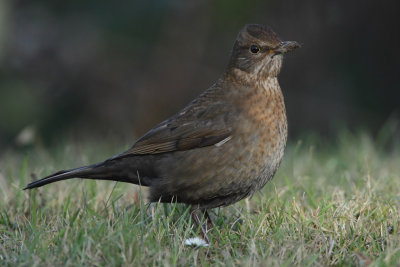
top-left (23, 159), bottom-right (147, 190)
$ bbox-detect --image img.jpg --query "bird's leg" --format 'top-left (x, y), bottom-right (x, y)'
top-left (202, 209), bottom-right (214, 231)
top-left (190, 206), bottom-right (212, 244)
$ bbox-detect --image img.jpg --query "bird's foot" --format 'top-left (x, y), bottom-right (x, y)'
top-left (189, 206), bottom-right (214, 245)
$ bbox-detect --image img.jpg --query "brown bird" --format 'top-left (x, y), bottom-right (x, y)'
top-left (24, 24), bottom-right (299, 242)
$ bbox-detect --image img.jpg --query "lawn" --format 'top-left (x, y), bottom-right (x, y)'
top-left (1, 130), bottom-right (400, 266)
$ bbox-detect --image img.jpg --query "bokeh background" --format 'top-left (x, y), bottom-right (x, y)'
top-left (1, 0), bottom-right (399, 150)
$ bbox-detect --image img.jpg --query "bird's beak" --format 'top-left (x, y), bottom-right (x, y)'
top-left (273, 41), bottom-right (301, 54)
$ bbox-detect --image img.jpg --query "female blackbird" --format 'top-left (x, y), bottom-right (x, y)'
top-left (24, 24), bottom-right (300, 242)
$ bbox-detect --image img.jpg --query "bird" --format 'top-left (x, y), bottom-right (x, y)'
top-left (24, 24), bottom-right (300, 242)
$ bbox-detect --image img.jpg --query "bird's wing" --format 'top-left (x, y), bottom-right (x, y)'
top-left (112, 88), bottom-right (234, 158)
top-left (124, 125), bottom-right (232, 155)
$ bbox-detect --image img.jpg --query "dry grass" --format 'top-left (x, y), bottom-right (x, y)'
top-left (1, 130), bottom-right (400, 266)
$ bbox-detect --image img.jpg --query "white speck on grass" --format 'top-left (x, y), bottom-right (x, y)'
top-left (184, 237), bottom-right (209, 247)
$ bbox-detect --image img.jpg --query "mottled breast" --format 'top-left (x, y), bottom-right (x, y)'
top-left (233, 77), bottom-right (288, 193)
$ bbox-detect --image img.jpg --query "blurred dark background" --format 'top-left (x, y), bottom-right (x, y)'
top-left (1, 0), bottom-right (399, 150)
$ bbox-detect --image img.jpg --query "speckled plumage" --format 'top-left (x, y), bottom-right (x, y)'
top-left (25, 24), bottom-right (299, 211)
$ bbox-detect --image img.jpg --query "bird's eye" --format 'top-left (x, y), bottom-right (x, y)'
top-left (250, 45), bottom-right (260, 54)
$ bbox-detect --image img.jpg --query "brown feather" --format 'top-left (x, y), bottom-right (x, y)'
top-left (117, 128), bottom-right (232, 156)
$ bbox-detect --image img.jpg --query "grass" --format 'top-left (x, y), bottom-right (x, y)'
top-left (1, 130), bottom-right (400, 266)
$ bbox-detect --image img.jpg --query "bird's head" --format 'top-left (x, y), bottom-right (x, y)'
top-left (228, 24), bottom-right (300, 80)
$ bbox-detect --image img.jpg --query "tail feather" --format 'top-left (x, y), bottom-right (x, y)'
top-left (23, 165), bottom-right (93, 190)
top-left (23, 159), bottom-right (145, 190)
